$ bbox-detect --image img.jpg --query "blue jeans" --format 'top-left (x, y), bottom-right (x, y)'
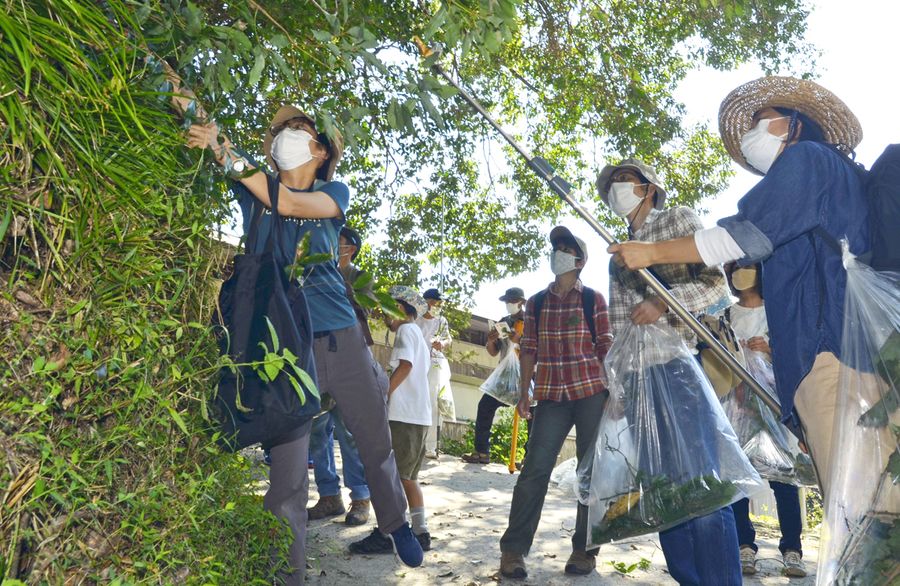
top-left (732, 481), bottom-right (803, 555)
top-left (659, 506), bottom-right (742, 585)
top-left (308, 407), bottom-right (370, 501)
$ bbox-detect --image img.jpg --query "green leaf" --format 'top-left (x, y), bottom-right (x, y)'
top-left (264, 316), bottom-right (280, 352)
top-left (167, 406), bottom-right (189, 435)
top-left (263, 353), bottom-right (283, 381)
top-left (248, 49), bottom-right (265, 87)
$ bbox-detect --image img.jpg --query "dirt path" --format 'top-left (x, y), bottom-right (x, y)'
top-left (296, 456), bottom-right (819, 585)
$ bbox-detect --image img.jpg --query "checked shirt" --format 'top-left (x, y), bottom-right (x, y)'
top-left (519, 280), bottom-right (614, 402)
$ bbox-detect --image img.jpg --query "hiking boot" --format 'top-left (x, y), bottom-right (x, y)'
top-left (500, 551), bottom-right (527, 579)
top-left (564, 549), bottom-right (597, 575)
top-left (307, 495), bottom-right (345, 520)
top-left (740, 546), bottom-right (757, 575)
top-left (424, 450), bottom-right (439, 460)
top-left (349, 527), bottom-right (393, 555)
top-left (390, 522), bottom-right (424, 567)
top-left (461, 452), bottom-right (490, 464)
top-left (782, 550), bottom-right (807, 577)
top-left (415, 530), bottom-right (432, 551)
top-left (344, 499), bottom-right (370, 526)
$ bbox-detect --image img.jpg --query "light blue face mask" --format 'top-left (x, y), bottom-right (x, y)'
top-left (550, 250), bottom-right (579, 275)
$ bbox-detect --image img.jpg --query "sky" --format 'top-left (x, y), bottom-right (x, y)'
top-left (466, 0), bottom-right (900, 319)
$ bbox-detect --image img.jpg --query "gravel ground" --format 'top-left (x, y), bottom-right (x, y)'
top-left (285, 455), bottom-right (819, 585)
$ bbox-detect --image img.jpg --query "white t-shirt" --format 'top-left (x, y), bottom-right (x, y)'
top-left (388, 323), bottom-right (433, 426)
top-left (725, 303), bottom-right (768, 342)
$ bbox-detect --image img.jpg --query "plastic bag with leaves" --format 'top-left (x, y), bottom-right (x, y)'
top-left (581, 322), bottom-right (763, 547)
top-left (818, 249), bottom-right (900, 585)
top-left (480, 345), bottom-right (524, 406)
top-left (720, 349), bottom-right (817, 486)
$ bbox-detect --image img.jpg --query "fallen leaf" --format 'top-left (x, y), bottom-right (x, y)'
top-left (14, 289), bottom-right (40, 307)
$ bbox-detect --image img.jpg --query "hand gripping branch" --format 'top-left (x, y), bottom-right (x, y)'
top-left (413, 37), bottom-right (782, 415)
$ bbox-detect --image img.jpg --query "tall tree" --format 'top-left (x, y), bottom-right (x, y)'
top-left (1, 0), bottom-right (812, 581)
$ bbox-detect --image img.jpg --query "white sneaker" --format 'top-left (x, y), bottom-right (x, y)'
top-left (740, 546), bottom-right (757, 575)
top-left (782, 550), bottom-right (807, 577)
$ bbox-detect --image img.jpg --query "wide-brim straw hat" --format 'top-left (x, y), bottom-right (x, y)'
top-left (596, 158), bottom-right (667, 210)
top-left (719, 76), bottom-right (862, 175)
top-left (263, 105), bottom-right (344, 181)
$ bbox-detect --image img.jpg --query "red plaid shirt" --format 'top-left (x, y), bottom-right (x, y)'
top-left (519, 280), bottom-right (613, 402)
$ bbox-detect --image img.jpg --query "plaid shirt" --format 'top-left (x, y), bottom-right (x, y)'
top-left (519, 280), bottom-right (614, 402)
top-left (609, 207), bottom-right (730, 352)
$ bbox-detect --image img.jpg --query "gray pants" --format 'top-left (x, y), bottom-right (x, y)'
top-left (314, 324), bottom-right (408, 533)
top-left (500, 391), bottom-right (607, 555)
top-left (264, 419), bottom-right (313, 585)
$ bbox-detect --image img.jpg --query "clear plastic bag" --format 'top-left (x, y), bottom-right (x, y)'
top-left (480, 347), bottom-right (522, 406)
top-left (582, 322), bottom-right (763, 547)
top-left (720, 349), bottom-right (817, 486)
top-left (818, 253), bottom-right (900, 585)
top-left (550, 457), bottom-right (578, 496)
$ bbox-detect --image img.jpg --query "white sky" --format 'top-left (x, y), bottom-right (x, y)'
top-left (467, 0), bottom-right (900, 319)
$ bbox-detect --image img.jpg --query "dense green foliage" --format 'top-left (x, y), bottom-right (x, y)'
top-left (443, 406), bottom-right (528, 465)
top-left (1, 0), bottom-right (813, 581)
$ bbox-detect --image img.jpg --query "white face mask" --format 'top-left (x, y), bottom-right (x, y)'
top-left (550, 250), bottom-right (579, 275)
top-left (271, 128), bottom-right (321, 171)
top-left (505, 302), bottom-right (521, 315)
top-left (740, 117), bottom-right (788, 174)
top-left (608, 181), bottom-right (647, 218)
top-left (428, 305), bottom-right (442, 317)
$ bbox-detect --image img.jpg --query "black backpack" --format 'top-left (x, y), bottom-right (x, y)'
top-left (532, 286), bottom-right (597, 345)
top-left (864, 144), bottom-right (900, 271)
top-left (211, 175), bottom-right (320, 451)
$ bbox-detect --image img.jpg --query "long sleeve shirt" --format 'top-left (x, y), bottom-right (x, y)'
top-left (519, 280), bottom-right (613, 402)
top-left (609, 207), bottom-right (731, 348)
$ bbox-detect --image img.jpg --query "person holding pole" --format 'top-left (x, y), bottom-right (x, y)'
top-left (498, 226), bottom-right (613, 579)
top-left (176, 86), bottom-right (423, 578)
top-left (598, 158), bottom-right (740, 585)
top-left (607, 77), bottom-right (869, 505)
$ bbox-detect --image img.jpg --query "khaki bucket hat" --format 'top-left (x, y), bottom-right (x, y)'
top-left (718, 76), bottom-right (862, 175)
top-left (596, 158), bottom-right (667, 210)
top-left (263, 105), bottom-right (345, 181)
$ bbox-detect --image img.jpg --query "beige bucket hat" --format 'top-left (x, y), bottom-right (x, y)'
top-left (263, 105), bottom-right (345, 181)
top-left (718, 76), bottom-right (862, 175)
top-left (596, 158), bottom-right (668, 210)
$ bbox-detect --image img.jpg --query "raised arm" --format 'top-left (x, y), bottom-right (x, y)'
top-left (166, 63), bottom-right (341, 220)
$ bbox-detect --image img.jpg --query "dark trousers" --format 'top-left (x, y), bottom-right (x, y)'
top-left (473, 394), bottom-right (534, 455)
top-left (731, 481), bottom-right (803, 555)
top-left (264, 419), bottom-right (313, 585)
top-left (499, 391), bottom-right (607, 555)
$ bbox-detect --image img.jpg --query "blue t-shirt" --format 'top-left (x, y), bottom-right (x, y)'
top-left (718, 142), bottom-right (869, 422)
top-left (233, 174), bottom-right (357, 334)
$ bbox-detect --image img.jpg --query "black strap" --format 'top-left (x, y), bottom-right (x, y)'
top-left (532, 286), bottom-right (597, 345)
top-left (244, 174), bottom-right (283, 257)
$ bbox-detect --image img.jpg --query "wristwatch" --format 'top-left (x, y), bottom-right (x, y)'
top-left (224, 152), bottom-right (248, 179)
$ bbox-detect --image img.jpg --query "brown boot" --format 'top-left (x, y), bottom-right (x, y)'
top-left (344, 498), bottom-right (370, 526)
top-left (564, 549), bottom-right (597, 575)
top-left (500, 551), bottom-right (527, 579)
top-left (307, 495), bottom-right (345, 520)
top-left (461, 452), bottom-right (490, 464)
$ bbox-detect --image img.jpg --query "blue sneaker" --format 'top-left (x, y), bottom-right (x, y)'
top-left (390, 522), bottom-right (424, 567)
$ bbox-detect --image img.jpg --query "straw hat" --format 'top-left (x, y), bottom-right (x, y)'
top-left (263, 105), bottom-right (344, 181)
top-left (718, 76), bottom-right (862, 175)
top-left (596, 158), bottom-right (667, 210)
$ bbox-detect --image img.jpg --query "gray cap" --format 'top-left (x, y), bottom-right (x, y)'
top-left (549, 226), bottom-right (587, 263)
top-left (596, 158), bottom-right (667, 210)
top-left (499, 287), bottom-right (526, 302)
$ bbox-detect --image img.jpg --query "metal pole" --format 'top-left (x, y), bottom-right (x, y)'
top-left (414, 38), bottom-right (781, 414)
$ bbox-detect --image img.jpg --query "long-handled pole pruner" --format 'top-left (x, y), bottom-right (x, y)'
top-left (508, 411), bottom-right (519, 474)
top-left (413, 37), bottom-right (781, 415)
